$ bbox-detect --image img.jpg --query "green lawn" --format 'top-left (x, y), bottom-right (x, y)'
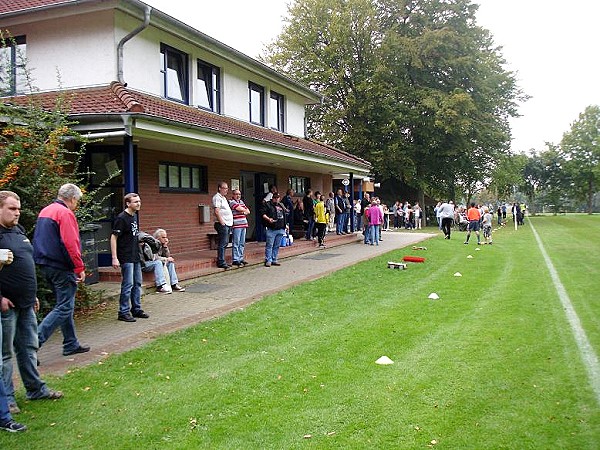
top-left (2, 215), bottom-right (599, 449)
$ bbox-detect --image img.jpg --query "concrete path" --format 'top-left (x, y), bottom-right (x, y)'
top-left (38, 231), bottom-right (434, 376)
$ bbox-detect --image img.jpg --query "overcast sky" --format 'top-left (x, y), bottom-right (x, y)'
top-left (147, 0), bottom-right (600, 154)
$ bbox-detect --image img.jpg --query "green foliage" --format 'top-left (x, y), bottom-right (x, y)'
top-left (1, 33), bottom-right (120, 313)
top-left (505, 104), bottom-right (600, 215)
top-left (560, 105), bottom-right (600, 214)
top-left (0, 100), bottom-right (83, 232)
top-left (264, 0), bottom-right (524, 201)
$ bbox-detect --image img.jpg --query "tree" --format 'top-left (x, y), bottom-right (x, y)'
top-left (264, 0), bottom-right (524, 204)
top-left (537, 144), bottom-right (571, 215)
top-left (488, 153), bottom-right (527, 201)
top-left (1, 34), bottom-right (119, 311)
top-left (560, 105), bottom-right (600, 214)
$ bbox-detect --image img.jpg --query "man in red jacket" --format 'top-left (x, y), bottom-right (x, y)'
top-left (33, 184), bottom-right (90, 356)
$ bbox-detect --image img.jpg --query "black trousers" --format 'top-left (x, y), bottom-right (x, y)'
top-left (441, 217), bottom-right (453, 238)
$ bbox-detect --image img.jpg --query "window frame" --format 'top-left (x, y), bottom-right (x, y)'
top-left (0, 35), bottom-right (26, 96)
top-left (160, 43), bottom-right (189, 104)
top-left (269, 90), bottom-right (285, 132)
top-left (248, 81), bottom-right (265, 126)
top-left (196, 59), bottom-right (221, 113)
top-left (159, 162), bottom-right (208, 193)
top-left (289, 176), bottom-right (310, 194)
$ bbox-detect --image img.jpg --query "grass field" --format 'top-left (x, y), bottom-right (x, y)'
top-left (2, 215), bottom-right (599, 449)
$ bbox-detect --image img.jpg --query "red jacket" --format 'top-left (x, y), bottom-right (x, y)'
top-left (33, 200), bottom-right (84, 273)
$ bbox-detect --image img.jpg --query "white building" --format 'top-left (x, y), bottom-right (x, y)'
top-left (0, 0), bottom-right (371, 260)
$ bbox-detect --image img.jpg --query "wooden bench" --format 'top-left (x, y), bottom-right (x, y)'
top-left (207, 232), bottom-right (232, 250)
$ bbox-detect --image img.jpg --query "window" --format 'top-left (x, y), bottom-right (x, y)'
top-left (0, 35), bottom-right (26, 95)
top-left (160, 43), bottom-right (188, 103)
top-left (289, 176), bottom-right (310, 194)
top-left (249, 82), bottom-right (265, 126)
top-left (159, 162), bottom-right (207, 192)
top-left (196, 59), bottom-right (220, 113)
top-left (269, 91), bottom-right (284, 131)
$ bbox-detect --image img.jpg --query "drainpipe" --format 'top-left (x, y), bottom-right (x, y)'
top-left (117, 5), bottom-right (152, 84)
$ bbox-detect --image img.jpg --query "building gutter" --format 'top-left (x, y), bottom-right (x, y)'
top-left (116, 4), bottom-right (152, 85)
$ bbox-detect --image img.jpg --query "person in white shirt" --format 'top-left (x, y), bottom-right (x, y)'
top-left (438, 200), bottom-right (455, 239)
top-left (212, 181), bottom-right (233, 269)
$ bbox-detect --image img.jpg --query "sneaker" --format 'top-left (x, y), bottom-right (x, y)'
top-left (0, 419), bottom-right (27, 433)
top-left (118, 313), bottom-right (136, 322)
top-left (241, 260), bottom-right (249, 265)
top-left (171, 284), bottom-right (186, 292)
top-left (132, 310), bottom-right (149, 319)
top-left (464, 242), bottom-right (468, 245)
top-left (264, 262), bottom-right (271, 267)
top-left (217, 263), bottom-right (231, 270)
top-left (231, 261), bottom-right (241, 266)
top-left (271, 261), bottom-right (281, 266)
top-left (63, 345), bottom-right (91, 356)
top-left (8, 403), bottom-right (20, 415)
top-left (34, 389), bottom-right (63, 400)
top-left (156, 285), bottom-right (172, 294)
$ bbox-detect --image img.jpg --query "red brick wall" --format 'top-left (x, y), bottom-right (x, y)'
top-left (135, 149), bottom-right (331, 255)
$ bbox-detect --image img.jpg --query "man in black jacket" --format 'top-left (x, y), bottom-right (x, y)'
top-left (260, 192), bottom-right (288, 267)
top-left (0, 191), bottom-right (63, 416)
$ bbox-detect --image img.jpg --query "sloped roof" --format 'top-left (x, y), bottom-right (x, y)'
top-left (0, 0), bottom-right (72, 14)
top-left (4, 82), bottom-right (370, 169)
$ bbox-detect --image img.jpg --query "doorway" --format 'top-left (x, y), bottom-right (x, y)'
top-left (240, 171), bottom-right (276, 241)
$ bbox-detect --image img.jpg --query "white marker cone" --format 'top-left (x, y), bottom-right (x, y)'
top-left (375, 356), bottom-right (394, 365)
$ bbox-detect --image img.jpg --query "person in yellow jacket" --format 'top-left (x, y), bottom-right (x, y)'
top-left (314, 193), bottom-right (329, 248)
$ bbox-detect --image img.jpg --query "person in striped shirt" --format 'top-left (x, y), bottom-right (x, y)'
top-left (229, 189), bottom-right (251, 267)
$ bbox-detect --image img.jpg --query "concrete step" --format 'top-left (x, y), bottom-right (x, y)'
top-left (97, 231), bottom-right (360, 285)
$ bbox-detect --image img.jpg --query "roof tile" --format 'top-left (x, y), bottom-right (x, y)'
top-left (3, 83), bottom-right (370, 169)
top-left (0, 0), bottom-right (74, 15)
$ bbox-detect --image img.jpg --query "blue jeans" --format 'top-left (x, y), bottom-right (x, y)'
top-left (38, 266), bottom-right (81, 353)
top-left (2, 306), bottom-right (50, 403)
top-left (216, 223), bottom-right (230, 265)
top-left (364, 224), bottom-right (371, 244)
top-left (305, 218), bottom-right (315, 239)
top-left (336, 213), bottom-right (345, 234)
top-left (144, 260), bottom-right (179, 287)
top-left (119, 262), bottom-right (142, 316)
top-left (265, 228), bottom-right (285, 263)
top-left (0, 373), bottom-right (10, 423)
top-left (232, 227), bottom-right (247, 263)
top-left (370, 225), bottom-right (380, 245)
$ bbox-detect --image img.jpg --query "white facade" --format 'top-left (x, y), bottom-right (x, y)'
top-left (2, 5), bottom-right (317, 138)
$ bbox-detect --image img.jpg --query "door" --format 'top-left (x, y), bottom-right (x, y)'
top-left (241, 172), bottom-right (276, 241)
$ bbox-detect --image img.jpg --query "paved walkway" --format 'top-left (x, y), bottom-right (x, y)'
top-left (38, 231), bottom-right (434, 376)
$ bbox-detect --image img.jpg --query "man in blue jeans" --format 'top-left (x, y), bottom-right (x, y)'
top-left (212, 181), bottom-right (233, 269)
top-left (260, 192), bottom-right (288, 267)
top-left (0, 376), bottom-right (26, 432)
top-left (0, 190), bottom-right (63, 416)
top-left (0, 273), bottom-right (26, 432)
top-left (228, 190), bottom-right (251, 267)
top-left (110, 193), bottom-right (149, 322)
top-left (34, 184), bottom-right (90, 357)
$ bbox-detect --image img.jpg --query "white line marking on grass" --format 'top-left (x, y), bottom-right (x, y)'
top-left (530, 221), bottom-right (600, 404)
